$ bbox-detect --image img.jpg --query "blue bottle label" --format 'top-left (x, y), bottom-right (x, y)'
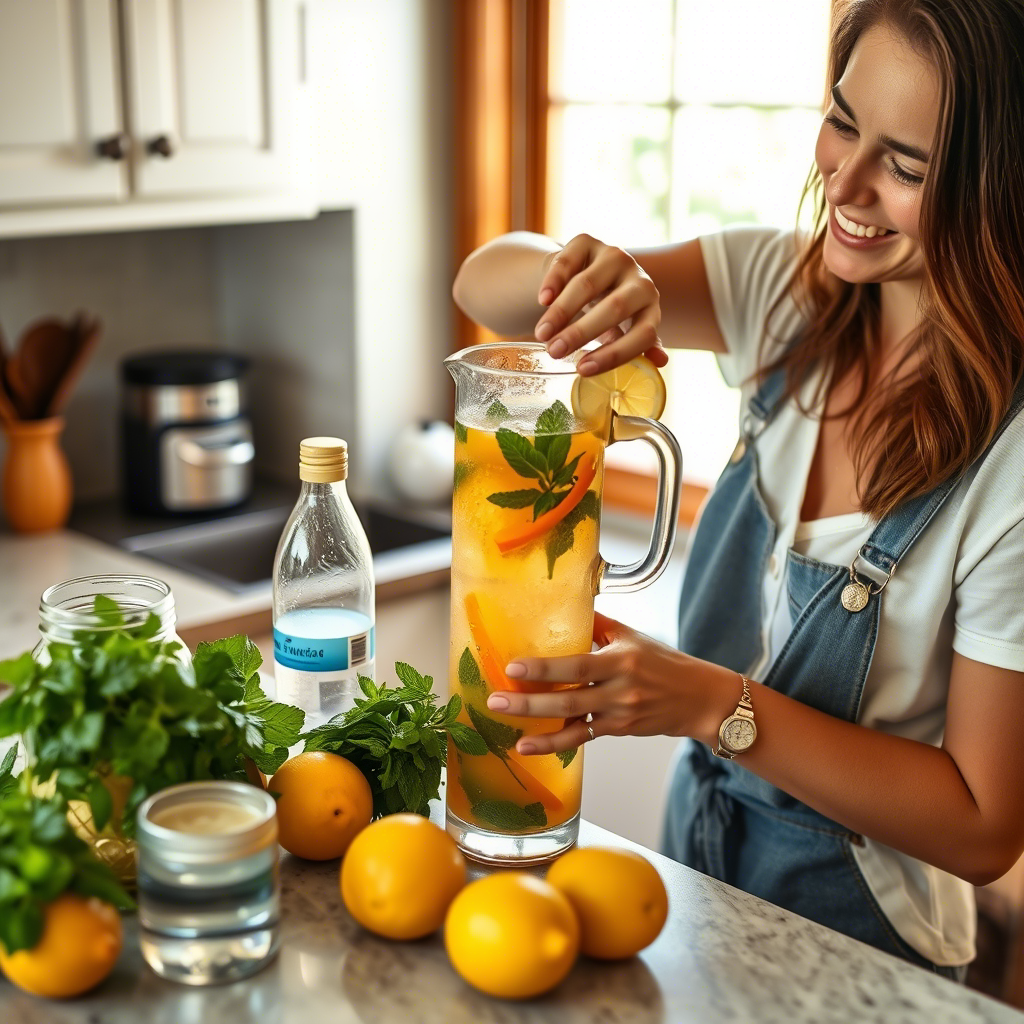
top-left (273, 614), bottom-right (375, 673)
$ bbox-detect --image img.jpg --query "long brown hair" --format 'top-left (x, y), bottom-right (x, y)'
top-left (763, 0), bottom-right (1024, 518)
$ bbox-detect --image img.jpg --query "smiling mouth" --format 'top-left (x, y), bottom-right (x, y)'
top-left (831, 207), bottom-right (899, 246)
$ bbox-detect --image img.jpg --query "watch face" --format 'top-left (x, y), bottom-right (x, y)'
top-left (722, 716), bottom-right (756, 751)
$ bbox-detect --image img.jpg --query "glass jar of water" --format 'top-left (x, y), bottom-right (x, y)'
top-left (136, 780), bottom-right (280, 985)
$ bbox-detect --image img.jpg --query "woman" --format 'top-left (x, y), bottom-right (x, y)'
top-left (452, 0), bottom-right (1024, 979)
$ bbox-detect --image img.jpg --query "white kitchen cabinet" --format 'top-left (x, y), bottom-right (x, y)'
top-left (0, 0), bottom-right (127, 206)
top-left (123, 0), bottom-right (301, 198)
top-left (0, 0), bottom-right (311, 234)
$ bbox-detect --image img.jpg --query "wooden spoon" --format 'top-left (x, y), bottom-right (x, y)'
top-left (9, 318), bottom-right (76, 419)
top-left (46, 313), bottom-right (101, 417)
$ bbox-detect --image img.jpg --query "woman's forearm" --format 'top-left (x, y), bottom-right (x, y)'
top-left (452, 231), bottom-right (561, 337)
top-left (725, 679), bottom-right (1007, 884)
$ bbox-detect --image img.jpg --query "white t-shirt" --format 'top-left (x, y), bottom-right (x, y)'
top-left (699, 225), bottom-right (1024, 967)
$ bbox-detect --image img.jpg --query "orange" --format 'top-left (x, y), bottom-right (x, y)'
top-left (546, 847), bottom-right (668, 959)
top-left (341, 814), bottom-right (466, 939)
top-left (269, 751), bottom-right (373, 860)
top-left (444, 872), bottom-right (579, 999)
top-left (0, 893), bottom-right (122, 998)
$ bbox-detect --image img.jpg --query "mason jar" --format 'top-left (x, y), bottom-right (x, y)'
top-left (136, 781), bottom-right (281, 985)
top-left (26, 573), bottom-right (191, 886)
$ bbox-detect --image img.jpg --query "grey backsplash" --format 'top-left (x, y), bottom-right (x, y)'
top-left (0, 211), bottom-right (356, 504)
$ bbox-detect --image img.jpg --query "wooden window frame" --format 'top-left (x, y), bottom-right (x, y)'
top-left (453, 0), bottom-right (707, 527)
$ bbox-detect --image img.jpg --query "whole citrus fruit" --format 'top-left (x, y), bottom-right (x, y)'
top-left (269, 751), bottom-right (373, 860)
top-left (546, 847), bottom-right (668, 959)
top-left (0, 893), bottom-right (122, 998)
top-left (444, 872), bottom-right (579, 999)
top-left (341, 813), bottom-right (466, 939)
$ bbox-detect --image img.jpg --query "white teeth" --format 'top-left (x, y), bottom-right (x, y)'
top-left (835, 208), bottom-right (892, 238)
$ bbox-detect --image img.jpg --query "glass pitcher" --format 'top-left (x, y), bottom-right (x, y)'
top-left (444, 342), bottom-right (682, 864)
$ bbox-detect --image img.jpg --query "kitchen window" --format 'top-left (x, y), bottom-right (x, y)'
top-left (547, 0), bottom-right (830, 491)
top-left (452, 0), bottom-right (830, 516)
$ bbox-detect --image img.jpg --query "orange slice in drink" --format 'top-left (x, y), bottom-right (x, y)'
top-left (570, 355), bottom-right (667, 423)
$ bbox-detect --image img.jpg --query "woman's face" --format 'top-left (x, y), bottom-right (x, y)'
top-left (815, 22), bottom-right (940, 286)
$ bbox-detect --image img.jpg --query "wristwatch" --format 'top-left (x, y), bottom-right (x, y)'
top-left (713, 675), bottom-right (757, 759)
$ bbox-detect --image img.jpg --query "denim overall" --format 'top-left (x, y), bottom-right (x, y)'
top-left (664, 365), bottom-right (1024, 978)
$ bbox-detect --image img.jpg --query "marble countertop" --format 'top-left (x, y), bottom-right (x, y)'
top-left (1, 814), bottom-right (1019, 1024)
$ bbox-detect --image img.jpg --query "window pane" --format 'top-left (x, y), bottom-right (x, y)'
top-left (671, 105), bottom-right (821, 237)
top-left (548, 104), bottom-right (671, 247)
top-left (551, 0), bottom-right (673, 103)
top-left (675, 0), bottom-right (831, 106)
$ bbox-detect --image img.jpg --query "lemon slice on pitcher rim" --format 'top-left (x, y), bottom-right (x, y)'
top-left (571, 355), bottom-right (667, 422)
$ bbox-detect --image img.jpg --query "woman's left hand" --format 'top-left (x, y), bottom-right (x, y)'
top-left (486, 612), bottom-right (740, 755)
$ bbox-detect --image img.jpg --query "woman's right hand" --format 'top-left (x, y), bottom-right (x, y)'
top-left (536, 233), bottom-right (668, 376)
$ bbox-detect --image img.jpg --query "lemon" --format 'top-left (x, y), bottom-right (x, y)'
top-left (341, 814), bottom-right (466, 939)
top-left (444, 872), bottom-right (579, 999)
top-left (269, 751), bottom-right (373, 861)
top-left (547, 847), bottom-right (668, 959)
top-left (570, 355), bottom-right (667, 426)
top-left (0, 894), bottom-right (122, 998)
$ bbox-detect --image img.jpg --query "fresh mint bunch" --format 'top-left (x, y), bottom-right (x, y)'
top-left (0, 600), bottom-right (303, 838)
top-left (301, 662), bottom-right (465, 818)
top-left (0, 779), bottom-right (134, 955)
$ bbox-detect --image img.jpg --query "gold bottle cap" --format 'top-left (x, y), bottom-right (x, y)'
top-left (299, 436), bottom-right (348, 483)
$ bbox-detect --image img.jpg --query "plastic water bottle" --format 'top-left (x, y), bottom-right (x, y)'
top-left (272, 437), bottom-right (374, 728)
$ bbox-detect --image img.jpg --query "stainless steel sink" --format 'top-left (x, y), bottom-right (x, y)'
top-left (118, 503), bottom-right (451, 594)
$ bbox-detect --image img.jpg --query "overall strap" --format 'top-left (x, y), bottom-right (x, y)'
top-left (744, 366), bottom-right (790, 439)
top-left (858, 375), bottom-right (1024, 580)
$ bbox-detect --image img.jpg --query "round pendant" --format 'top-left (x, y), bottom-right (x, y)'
top-left (841, 581), bottom-right (870, 612)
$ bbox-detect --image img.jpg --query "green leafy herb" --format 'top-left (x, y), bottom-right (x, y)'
top-left (458, 647), bottom-right (485, 691)
top-left (453, 460), bottom-right (472, 492)
top-left (486, 400), bottom-right (510, 421)
top-left (465, 704), bottom-right (529, 791)
top-left (487, 399), bottom-right (585, 524)
top-left (0, 744), bottom-right (18, 800)
top-left (301, 662), bottom-right (463, 818)
top-left (545, 489), bottom-right (601, 578)
top-left (471, 798), bottom-right (547, 831)
top-left (0, 605), bottom-right (304, 838)
top-left (455, 420), bottom-right (468, 443)
top-left (0, 788), bottom-right (134, 955)
top-left (556, 747), bottom-right (578, 768)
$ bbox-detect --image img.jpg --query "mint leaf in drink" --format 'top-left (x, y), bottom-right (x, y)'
top-left (471, 799), bottom-right (548, 831)
top-left (486, 400), bottom-right (510, 422)
top-left (458, 648), bottom-right (485, 691)
top-left (465, 705), bottom-right (529, 792)
top-left (533, 487), bottom-right (571, 521)
top-left (545, 489), bottom-right (601, 578)
top-left (541, 433), bottom-right (572, 474)
top-left (557, 747), bottom-right (578, 768)
top-left (455, 420), bottom-right (468, 443)
top-left (449, 723), bottom-right (489, 755)
top-left (535, 399), bottom-right (572, 437)
top-left (487, 488), bottom-right (542, 509)
top-left (551, 452), bottom-right (582, 488)
top-left (496, 428), bottom-right (548, 478)
top-left (454, 460), bottom-right (472, 492)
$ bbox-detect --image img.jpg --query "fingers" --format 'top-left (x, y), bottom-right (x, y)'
top-left (575, 308), bottom-right (663, 376)
top-left (504, 650), bottom-right (613, 685)
top-left (593, 611), bottom-right (636, 646)
top-left (537, 234), bottom-right (599, 308)
top-left (546, 283), bottom-right (660, 361)
top-left (516, 716), bottom-right (597, 756)
top-left (486, 684), bottom-right (605, 721)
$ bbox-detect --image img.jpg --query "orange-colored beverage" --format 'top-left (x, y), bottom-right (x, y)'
top-left (446, 402), bottom-right (603, 841)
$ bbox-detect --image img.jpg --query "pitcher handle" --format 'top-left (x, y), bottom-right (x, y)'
top-left (597, 414), bottom-right (682, 595)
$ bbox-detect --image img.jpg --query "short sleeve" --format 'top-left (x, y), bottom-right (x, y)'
top-left (699, 226), bottom-right (806, 388)
top-left (953, 516), bottom-right (1024, 671)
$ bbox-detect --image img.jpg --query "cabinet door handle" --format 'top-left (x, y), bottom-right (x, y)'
top-left (95, 133), bottom-right (129, 161)
top-left (147, 135), bottom-right (175, 158)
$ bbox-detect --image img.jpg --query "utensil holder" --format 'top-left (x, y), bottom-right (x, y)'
top-left (1, 416), bottom-right (73, 532)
